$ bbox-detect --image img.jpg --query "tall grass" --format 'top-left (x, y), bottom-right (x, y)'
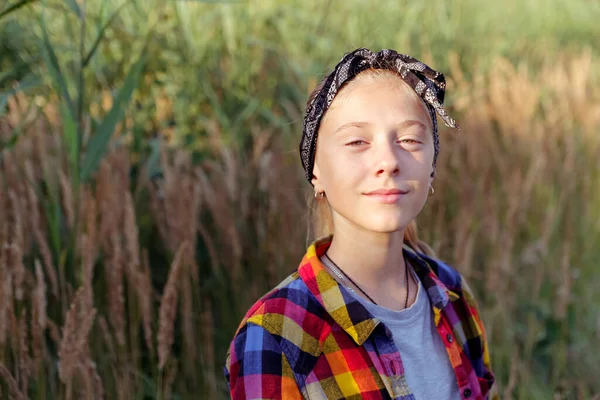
top-left (1, 53), bottom-right (599, 399)
top-left (0, 0), bottom-right (599, 398)
top-left (422, 52), bottom-right (600, 399)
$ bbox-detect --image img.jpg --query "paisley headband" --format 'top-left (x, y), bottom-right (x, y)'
top-left (299, 48), bottom-right (459, 183)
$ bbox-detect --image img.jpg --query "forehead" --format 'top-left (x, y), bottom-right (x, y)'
top-left (322, 72), bottom-right (432, 128)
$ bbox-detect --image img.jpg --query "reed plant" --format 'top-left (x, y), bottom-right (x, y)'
top-left (0, 0), bottom-right (599, 399)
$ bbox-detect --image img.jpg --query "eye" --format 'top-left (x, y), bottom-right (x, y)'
top-left (346, 140), bottom-right (367, 146)
top-left (399, 139), bottom-right (421, 145)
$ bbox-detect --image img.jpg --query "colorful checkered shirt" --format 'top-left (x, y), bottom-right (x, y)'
top-left (225, 237), bottom-right (496, 399)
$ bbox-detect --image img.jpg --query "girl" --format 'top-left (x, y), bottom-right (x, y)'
top-left (225, 48), bottom-right (496, 400)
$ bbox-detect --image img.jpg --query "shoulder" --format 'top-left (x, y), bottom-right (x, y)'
top-left (418, 252), bottom-right (464, 290)
top-left (418, 252), bottom-right (483, 311)
top-left (238, 271), bottom-right (325, 334)
top-left (226, 270), bottom-right (326, 367)
top-left (225, 271), bottom-right (316, 398)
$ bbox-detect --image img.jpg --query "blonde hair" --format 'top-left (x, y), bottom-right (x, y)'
top-left (306, 68), bottom-right (435, 257)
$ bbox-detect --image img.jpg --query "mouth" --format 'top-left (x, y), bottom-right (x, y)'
top-left (363, 188), bottom-right (408, 204)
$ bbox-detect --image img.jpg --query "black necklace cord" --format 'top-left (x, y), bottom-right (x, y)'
top-left (322, 253), bottom-right (411, 309)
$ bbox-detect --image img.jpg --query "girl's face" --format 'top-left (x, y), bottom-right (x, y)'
top-left (312, 72), bottom-right (435, 234)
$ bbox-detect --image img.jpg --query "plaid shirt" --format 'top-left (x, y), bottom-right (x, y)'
top-left (225, 237), bottom-right (496, 399)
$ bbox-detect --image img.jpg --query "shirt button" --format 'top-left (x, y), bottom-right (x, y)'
top-left (446, 333), bottom-right (453, 343)
top-left (463, 388), bottom-right (472, 398)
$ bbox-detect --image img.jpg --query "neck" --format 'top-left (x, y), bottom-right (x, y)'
top-left (325, 218), bottom-right (411, 309)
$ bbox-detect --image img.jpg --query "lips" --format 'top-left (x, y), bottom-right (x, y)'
top-left (364, 188), bottom-right (408, 204)
top-left (365, 188), bottom-right (408, 195)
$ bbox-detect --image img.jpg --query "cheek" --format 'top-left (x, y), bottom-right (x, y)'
top-left (319, 148), bottom-right (365, 186)
top-left (402, 150), bottom-right (435, 180)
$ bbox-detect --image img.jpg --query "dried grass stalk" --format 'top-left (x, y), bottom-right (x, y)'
top-left (80, 234), bottom-right (94, 310)
top-left (27, 184), bottom-right (59, 298)
top-left (162, 360), bottom-right (178, 400)
top-left (139, 249), bottom-right (154, 356)
top-left (160, 149), bottom-right (179, 253)
top-left (46, 318), bottom-right (61, 347)
top-left (7, 190), bottom-right (24, 255)
top-left (123, 192), bottom-right (140, 274)
top-left (59, 169), bottom-right (74, 230)
top-left (0, 364), bottom-right (26, 400)
top-left (0, 258), bottom-right (13, 346)
top-left (84, 189), bottom-right (98, 252)
top-left (97, 316), bottom-right (115, 361)
top-left (32, 260), bottom-right (47, 375)
top-left (106, 233), bottom-right (125, 347)
top-left (152, 151), bottom-right (200, 281)
top-left (0, 148), bottom-right (17, 190)
top-left (149, 184), bottom-right (169, 249)
top-left (96, 161), bottom-right (115, 251)
top-left (80, 359), bottom-right (104, 400)
top-left (0, 183), bottom-right (6, 246)
top-left (58, 289), bottom-right (83, 384)
top-left (8, 305), bottom-right (18, 353)
top-left (58, 284), bottom-right (100, 399)
top-left (75, 308), bottom-right (98, 362)
top-left (157, 242), bottom-right (187, 370)
top-left (201, 304), bottom-right (217, 397)
top-left (6, 244), bottom-right (25, 301)
top-left (58, 287), bottom-right (97, 383)
top-left (81, 190), bottom-right (99, 311)
top-left (124, 192), bottom-right (155, 354)
top-left (18, 309), bottom-right (31, 395)
top-left (179, 169), bottom-right (201, 284)
top-left (180, 276), bottom-right (196, 370)
top-left (2, 152), bottom-right (25, 217)
top-left (196, 166), bottom-right (242, 282)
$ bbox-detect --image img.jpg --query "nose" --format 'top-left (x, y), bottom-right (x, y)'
top-left (374, 139), bottom-right (400, 177)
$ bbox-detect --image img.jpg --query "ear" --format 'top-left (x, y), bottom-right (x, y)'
top-left (311, 162), bottom-right (324, 192)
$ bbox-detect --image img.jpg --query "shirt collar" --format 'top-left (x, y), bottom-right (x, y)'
top-left (297, 236), bottom-right (458, 346)
top-left (402, 245), bottom-right (460, 308)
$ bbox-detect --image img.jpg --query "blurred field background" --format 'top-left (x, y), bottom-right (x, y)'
top-left (1, 0), bottom-right (599, 398)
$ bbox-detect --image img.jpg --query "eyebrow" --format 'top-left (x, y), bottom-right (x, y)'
top-left (333, 121), bottom-right (370, 135)
top-left (334, 120), bottom-right (428, 135)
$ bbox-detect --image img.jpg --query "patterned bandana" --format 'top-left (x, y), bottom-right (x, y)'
top-left (300, 48), bottom-right (459, 183)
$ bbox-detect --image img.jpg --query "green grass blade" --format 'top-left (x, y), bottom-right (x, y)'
top-left (60, 101), bottom-right (78, 175)
top-left (40, 8), bottom-right (74, 118)
top-left (144, 138), bottom-right (162, 179)
top-left (201, 79), bottom-right (231, 132)
top-left (82, 1), bottom-right (130, 68)
top-left (80, 51), bottom-right (146, 181)
top-left (0, 0), bottom-right (39, 20)
top-left (64, 0), bottom-right (82, 17)
top-left (38, 171), bottom-right (62, 258)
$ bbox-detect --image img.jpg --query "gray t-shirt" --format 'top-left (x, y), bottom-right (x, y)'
top-left (348, 269), bottom-right (461, 400)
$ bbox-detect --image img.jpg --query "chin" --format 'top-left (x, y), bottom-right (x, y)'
top-left (360, 214), bottom-right (412, 234)
top-left (368, 225), bottom-right (404, 234)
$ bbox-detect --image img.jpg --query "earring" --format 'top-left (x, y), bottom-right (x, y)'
top-left (314, 191), bottom-right (324, 200)
top-left (429, 184), bottom-right (435, 196)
